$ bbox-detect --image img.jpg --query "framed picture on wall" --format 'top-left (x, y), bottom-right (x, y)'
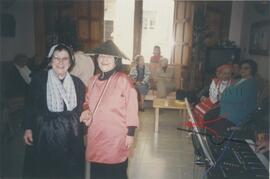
top-left (249, 20), bottom-right (270, 56)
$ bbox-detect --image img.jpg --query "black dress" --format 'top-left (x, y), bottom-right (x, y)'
top-left (23, 71), bottom-right (85, 179)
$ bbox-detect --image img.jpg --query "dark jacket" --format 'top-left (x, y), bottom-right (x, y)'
top-left (23, 71), bottom-right (85, 179)
top-left (220, 78), bottom-right (257, 126)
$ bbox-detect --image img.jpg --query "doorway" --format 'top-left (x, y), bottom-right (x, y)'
top-left (104, 0), bottom-right (135, 63)
top-left (141, 0), bottom-right (175, 63)
top-left (104, 0), bottom-right (174, 64)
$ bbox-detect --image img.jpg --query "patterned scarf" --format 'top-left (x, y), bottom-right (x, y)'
top-left (47, 69), bottom-right (77, 112)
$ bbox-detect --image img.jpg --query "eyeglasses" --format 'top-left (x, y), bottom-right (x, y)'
top-left (52, 56), bottom-right (70, 63)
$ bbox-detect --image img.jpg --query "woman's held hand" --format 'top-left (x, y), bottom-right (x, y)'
top-left (80, 109), bottom-right (93, 126)
top-left (125, 136), bottom-right (134, 149)
top-left (24, 129), bottom-right (33, 145)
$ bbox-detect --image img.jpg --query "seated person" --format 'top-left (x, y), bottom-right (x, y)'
top-left (231, 60), bottom-right (241, 80)
top-left (193, 62), bottom-right (251, 164)
top-left (149, 45), bottom-right (162, 89)
top-left (150, 45), bottom-right (162, 63)
top-left (199, 64), bottom-right (233, 103)
top-left (220, 59), bottom-right (257, 127)
top-left (193, 64), bottom-right (233, 122)
top-left (129, 55), bottom-right (150, 111)
top-left (156, 58), bottom-right (176, 98)
top-left (130, 55), bottom-right (138, 68)
top-left (207, 64), bottom-right (233, 104)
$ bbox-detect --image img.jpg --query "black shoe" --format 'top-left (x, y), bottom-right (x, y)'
top-left (139, 108), bottom-right (144, 112)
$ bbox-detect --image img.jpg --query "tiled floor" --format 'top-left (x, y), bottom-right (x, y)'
top-left (128, 105), bottom-right (204, 179)
top-left (0, 103), bottom-right (205, 179)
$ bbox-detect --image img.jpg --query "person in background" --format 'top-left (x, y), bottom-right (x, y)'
top-left (130, 55), bottom-right (138, 68)
top-left (27, 54), bottom-right (45, 74)
top-left (1, 54), bottom-right (32, 105)
top-left (220, 59), bottom-right (257, 126)
top-left (13, 54), bottom-right (32, 85)
top-left (70, 50), bottom-right (95, 86)
top-left (129, 55), bottom-right (150, 112)
top-left (198, 64), bottom-right (233, 103)
top-left (1, 54), bottom-right (32, 142)
top-left (4, 54), bottom-right (32, 108)
top-left (150, 45), bottom-right (162, 63)
top-left (156, 58), bottom-right (176, 98)
top-left (149, 45), bottom-right (162, 89)
top-left (192, 65), bottom-right (233, 139)
top-left (231, 60), bottom-right (241, 80)
top-left (23, 43), bottom-right (85, 179)
top-left (80, 40), bottom-right (139, 179)
top-left (208, 64), bottom-right (233, 104)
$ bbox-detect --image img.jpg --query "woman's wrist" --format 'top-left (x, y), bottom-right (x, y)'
top-left (127, 126), bottom-right (136, 136)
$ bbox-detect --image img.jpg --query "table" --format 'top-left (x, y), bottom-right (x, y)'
top-left (153, 98), bottom-right (187, 132)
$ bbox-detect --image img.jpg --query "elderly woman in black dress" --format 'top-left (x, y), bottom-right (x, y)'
top-left (23, 43), bottom-right (85, 179)
top-left (129, 55), bottom-right (150, 111)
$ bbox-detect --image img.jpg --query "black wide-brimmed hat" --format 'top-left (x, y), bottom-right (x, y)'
top-left (88, 40), bottom-right (129, 60)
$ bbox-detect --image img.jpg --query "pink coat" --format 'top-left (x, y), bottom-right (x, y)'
top-left (84, 72), bottom-right (139, 164)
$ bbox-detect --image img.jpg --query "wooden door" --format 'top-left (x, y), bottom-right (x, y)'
top-left (172, 1), bottom-right (194, 65)
top-left (133, 0), bottom-right (143, 57)
top-left (33, 0), bottom-right (46, 59)
top-left (75, 0), bottom-right (104, 50)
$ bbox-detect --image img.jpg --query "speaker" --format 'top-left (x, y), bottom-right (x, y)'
top-left (205, 48), bottom-right (241, 74)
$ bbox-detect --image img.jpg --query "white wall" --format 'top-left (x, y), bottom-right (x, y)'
top-left (230, 1), bottom-right (269, 80)
top-left (1, 0), bottom-right (35, 62)
top-left (114, 0), bottom-right (135, 60)
top-left (229, 1), bottom-right (244, 46)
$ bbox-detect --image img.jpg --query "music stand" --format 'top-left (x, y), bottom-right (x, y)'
top-left (184, 98), bottom-right (216, 166)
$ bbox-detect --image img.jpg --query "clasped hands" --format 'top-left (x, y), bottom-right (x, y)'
top-left (80, 109), bottom-right (93, 126)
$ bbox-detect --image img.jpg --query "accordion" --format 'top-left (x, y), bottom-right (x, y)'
top-left (192, 98), bottom-right (220, 124)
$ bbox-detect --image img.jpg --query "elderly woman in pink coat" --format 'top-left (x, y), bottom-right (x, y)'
top-left (80, 40), bottom-right (139, 179)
